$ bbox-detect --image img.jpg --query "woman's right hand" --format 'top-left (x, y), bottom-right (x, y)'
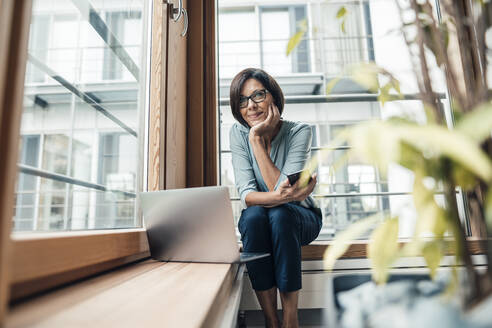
top-left (276, 173), bottom-right (317, 203)
top-left (249, 103), bottom-right (280, 139)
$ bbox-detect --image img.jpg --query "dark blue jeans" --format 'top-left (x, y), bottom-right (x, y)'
top-left (238, 203), bottom-right (322, 292)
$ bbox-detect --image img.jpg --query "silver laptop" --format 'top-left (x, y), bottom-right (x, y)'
top-left (139, 186), bottom-right (269, 263)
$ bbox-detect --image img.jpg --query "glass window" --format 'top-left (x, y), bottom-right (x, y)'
top-left (13, 0), bottom-right (150, 232)
top-left (13, 136), bottom-right (41, 231)
top-left (217, 0), bottom-right (456, 239)
top-left (218, 7), bottom-right (260, 78)
top-left (260, 6), bottom-right (310, 74)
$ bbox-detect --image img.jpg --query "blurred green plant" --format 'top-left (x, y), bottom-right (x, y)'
top-left (336, 6), bottom-right (348, 34)
top-left (286, 19), bottom-right (307, 56)
top-left (289, 0), bottom-right (492, 307)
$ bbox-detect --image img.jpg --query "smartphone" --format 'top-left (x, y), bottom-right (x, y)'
top-left (287, 170), bottom-right (312, 185)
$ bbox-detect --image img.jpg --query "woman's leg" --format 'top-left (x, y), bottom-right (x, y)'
top-left (267, 204), bottom-right (322, 327)
top-left (255, 287), bottom-right (279, 328)
top-left (279, 290), bottom-right (299, 328)
top-left (238, 206), bottom-right (279, 327)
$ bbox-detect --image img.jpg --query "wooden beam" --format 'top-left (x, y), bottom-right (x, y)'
top-left (166, 0), bottom-right (188, 189)
top-left (186, 0), bottom-right (217, 187)
top-left (0, 0), bottom-right (33, 322)
top-left (148, 0), bottom-right (169, 191)
top-left (0, 0), bottom-right (16, 321)
top-left (186, 0), bottom-right (205, 187)
top-left (204, 0), bottom-right (218, 186)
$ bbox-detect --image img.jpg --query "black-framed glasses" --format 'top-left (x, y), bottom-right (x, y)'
top-left (239, 89), bottom-right (268, 109)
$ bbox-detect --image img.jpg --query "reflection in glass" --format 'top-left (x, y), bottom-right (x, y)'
top-left (13, 0), bottom-right (148, 232)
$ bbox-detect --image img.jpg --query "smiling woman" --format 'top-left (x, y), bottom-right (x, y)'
top-left (228, 68), bottom-right (322, 327)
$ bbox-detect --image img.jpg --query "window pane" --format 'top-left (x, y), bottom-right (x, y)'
top-left (219, 8), bottom-right (260, 78)
top-left (261, 8), bottom-right (292, 75)
top-left (13, 0), bottom-right (149, 232)
top-left (217, 0), bottom-right (458, 239)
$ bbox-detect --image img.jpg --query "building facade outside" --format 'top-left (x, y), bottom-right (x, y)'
top-left (217, 0), bottom-right (456, 239)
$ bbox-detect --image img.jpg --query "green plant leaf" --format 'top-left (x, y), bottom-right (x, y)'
top-left (286, 19), bottom-right (307, 56)
top-left (398, 141), bottom-right (423, 170)
top-left (452, 162), bottom-right (478, 190)
top-left (455, 102), bottom-right (492, 142)
top-left (336, 7), bottom-right (348, 34)
top-left (343, 120), bottom-right (492, 182)
top-left (324, 214), bottom-right (382, 271)
top-left (368, 217), bottom-right (399, 284)
top-left (346, 121), bottom-right (399, 175)
top-left (378, 82), bottom-right (392, 106)
top-left (412, 169), bottom-right (448, 238)
top-left (286, 30), bottom-right (306, 56)
top-left (422, 241), bottom-right (444, 279)
top-left (397, 124), bottom-right (492, 182)
top-left (391, 78), bottom-right (402, 95)
top-left (336, 6), bottom-right (347, 19)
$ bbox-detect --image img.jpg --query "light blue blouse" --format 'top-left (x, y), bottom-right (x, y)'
top-left (229, 119), bottom-right (317, 209)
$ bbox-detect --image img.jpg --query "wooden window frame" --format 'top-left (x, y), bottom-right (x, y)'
top-left (0, 0), bottom-right (168, 307)
top-left (1, 0), bottom-right (35, 320)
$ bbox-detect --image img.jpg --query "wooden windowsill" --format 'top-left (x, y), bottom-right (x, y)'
top-left (300, 238), bottom-right (489, 261)
top-left (10, 229), bottom-right (150, 301)
top-left (6, 260), bottom-right (240, 328)
top-left (11, 231), bottom-right (487, 302)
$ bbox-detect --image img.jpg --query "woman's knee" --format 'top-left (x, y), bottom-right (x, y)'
top-left (239, 206), bottom-right (268, 233)
top-left (268, 205), bottom-right (298, 231)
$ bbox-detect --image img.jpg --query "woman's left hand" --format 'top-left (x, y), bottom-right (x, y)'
top-left (249, 103), bottom-right (280, 138)
top-left (276, 173), bottom-right (317, 203)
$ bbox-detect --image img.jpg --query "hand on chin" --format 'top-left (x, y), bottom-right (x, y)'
top-left (250, 117), bottom-right (266, 127)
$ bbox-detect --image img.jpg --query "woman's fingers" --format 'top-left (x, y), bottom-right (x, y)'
top-left (308, 174), bottom-right (317, 192)
top-left (265, 104), bottom-right (274, 125)
top-left (294, 173), bottom-right (317, 201)
top-left (272, 103), bottom-right (280, 119)
top-left (279, 178), bottom-right (290, 188)
top-left (310, 173), bottom-right (317, 185)
top-left (270, 104), bottom-right (280, 126)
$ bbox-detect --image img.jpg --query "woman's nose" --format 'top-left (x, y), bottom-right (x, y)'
top-left (246, 98), bottom-right (256, 110)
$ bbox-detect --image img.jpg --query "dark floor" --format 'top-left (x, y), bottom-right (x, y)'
top-left (238, 308), bottom-right (327, 328)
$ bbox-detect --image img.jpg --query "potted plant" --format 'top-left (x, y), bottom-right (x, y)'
top-left (288, 0), bottom-right (492, 323)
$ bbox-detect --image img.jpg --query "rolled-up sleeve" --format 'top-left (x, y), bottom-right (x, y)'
top-left (274, 124), bottom-right (312, 190)
top-left (230, 125), bottom-right (258, 208)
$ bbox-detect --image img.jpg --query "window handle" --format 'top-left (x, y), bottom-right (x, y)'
top-left (170, 0), bottom-right (182, 22)
top-left (169, 0), bottom-right (188, 37)
top-left (180, 8), bottom-right (188, 37)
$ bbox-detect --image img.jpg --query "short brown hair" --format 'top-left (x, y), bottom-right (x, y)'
top-left (229, 68), bottom-right (285, 127)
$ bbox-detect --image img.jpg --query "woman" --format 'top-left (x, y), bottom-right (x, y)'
top-left (229, 68), bottom-right (322, 328)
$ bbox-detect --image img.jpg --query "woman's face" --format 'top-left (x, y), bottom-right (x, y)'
top-left (239, 78), bottom-right (273, 127)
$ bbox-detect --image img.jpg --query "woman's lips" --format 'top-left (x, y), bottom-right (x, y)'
top-left (249, 112), bottom-right (264, 120)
